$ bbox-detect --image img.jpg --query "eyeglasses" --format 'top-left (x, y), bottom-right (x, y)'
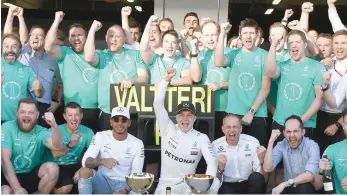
top-left (113, 117), bottom-right (128, 123)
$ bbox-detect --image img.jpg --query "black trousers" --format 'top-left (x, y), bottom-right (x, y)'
top-left (38, 102), bottom-right (51, 128)
top-left (269, 182), bottom-right (316, 194)
top-left (219, 172), bottom-right (266, 194)
top-left (235, 114), bottom-right (269, 146)
top-left (315, 110), bottom-right (344, 155)
top-left (80, 108), bottom-right (99, 133)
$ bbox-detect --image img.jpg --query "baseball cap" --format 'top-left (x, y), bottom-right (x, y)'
top-left (177, 102), bottom-right (196, 115)
top-left (111, 107), bottom-right (130, 119)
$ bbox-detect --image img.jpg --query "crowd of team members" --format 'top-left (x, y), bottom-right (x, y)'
top-left (1, 0), bottom-right (347, 194)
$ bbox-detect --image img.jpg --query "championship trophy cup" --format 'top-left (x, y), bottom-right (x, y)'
top-left (184, 174), bottom-right (214, 194)
top-left (125, 172), bottom-right (154, 194)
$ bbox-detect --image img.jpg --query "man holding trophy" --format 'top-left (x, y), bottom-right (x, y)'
top-left (153, 68), bottom-right (220, 194)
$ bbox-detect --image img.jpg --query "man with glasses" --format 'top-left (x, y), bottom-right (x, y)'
top-left (3, 5), bottom-right (63, 128)
top-left (78, 107), bottom-right (145, 194)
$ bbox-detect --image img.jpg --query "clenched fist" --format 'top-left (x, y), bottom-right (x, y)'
top-left (257, 146), bottom-right (266, 164)
top-left (164, 68), bottom-right (176, 81)
top-left (121, 6), bottom-right (132, 17)
top-left (217, 154), bottom-right (227, 171)
top-left (221, 22), bottom-right (232, 34)
top-left (42, 112), bottom-right (57, 127)
top-left (32, 75), bottom-right (41, 91)
top-left (302, 2), bottom-right (314, 13)
top-left (90, 20), bottom-right (102, 33)
top-left (55, 11), bottom-right (65, 24)
top-left (269, 129), bottom-right (281, 143)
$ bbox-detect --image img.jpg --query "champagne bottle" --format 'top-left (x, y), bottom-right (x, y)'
top-left (166, 187), bottom-right (171, 195)
top-left (322, 154), bottom-right (335, 194)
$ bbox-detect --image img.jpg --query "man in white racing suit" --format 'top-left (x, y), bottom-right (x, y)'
top-left (154, 68), bottom-right (220, 194)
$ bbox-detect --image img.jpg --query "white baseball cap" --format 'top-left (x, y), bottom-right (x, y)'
top-left (111, 107), bottom-right (130, 119)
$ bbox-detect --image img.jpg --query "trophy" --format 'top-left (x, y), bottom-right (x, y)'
top-left (184, 174), bottom-right (214, 194)
top-left (125, 172), bottom-right (154, 194)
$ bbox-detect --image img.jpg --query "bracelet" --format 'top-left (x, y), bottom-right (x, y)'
top-left (66, 143), bottom-right (73, 149)
top-left (190, 53), bottom-right (198, 58)
top-left (217, 169), bottom-right (224, 174)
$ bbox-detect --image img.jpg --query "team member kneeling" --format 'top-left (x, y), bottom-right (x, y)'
top-left (153, 68), bottom-right (220, 194)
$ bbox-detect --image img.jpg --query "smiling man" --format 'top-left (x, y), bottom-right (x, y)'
top-left (153, 68), bottom-right (220, 194)
top-left (263, 115), bottom-right (320, 194)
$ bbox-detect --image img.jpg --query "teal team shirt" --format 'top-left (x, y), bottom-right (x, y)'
top-left (97, 48), bottom-right (147, 113)
top-left (323, 140), bottom-right (347, 194)
top-left (268, 49), bottom-right (291, 107)
top-left (1, 121), bottom-right (51, 173)
top-left (57, 46), bottom-right (99, 108)
top-left (273, 58), bottom-right (325, 127)
top-left (224, 48), bottom-right (269, 117)
top-left (198, 48), bottom-right (231, 111)
top-left (147, 54), bottom-right (190, 84)
top-left (43, 124), bottom-right (94, 165)
top-left (1, 59), bottom-right (36, 122)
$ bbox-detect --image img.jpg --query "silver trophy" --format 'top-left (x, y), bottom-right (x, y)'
top-left (184, 174), bottom-right (214, 194)
top-left (125, 172), bottom-right (154, 194)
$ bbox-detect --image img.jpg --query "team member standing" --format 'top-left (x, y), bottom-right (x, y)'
top-left (266, 30), bottom-right (325, 139)
top-left (1, 34), bottom-right (44, 123)
top-left (1, 98), bottom-right (64, 194)
top-left (153, 68), bottom-right (219, 194)
top-left (43, 102), bottom-right (94, 194)
top-left (45, 11), bottom-right (99, 132)
top-left (84, 20), bottom-right (148, 131)
top-left (4, 5), bottom-right (63, 128)
top-left (215, 19), bottom-right (271, 146)
top-left (213, 114), bottom-right (267, 194)
top-left (78, 107), bottom-right (144, 194)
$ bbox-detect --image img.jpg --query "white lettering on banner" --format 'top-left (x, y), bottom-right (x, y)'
top-left (2, 81), bottom-right (21, 99)
top-left (284, 83), bottom-right (303, 101)
top-left (238, 72), bottom-right (256, 91)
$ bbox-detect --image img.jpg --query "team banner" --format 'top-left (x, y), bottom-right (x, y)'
top-left (110, 84), bottom-right (215, 117)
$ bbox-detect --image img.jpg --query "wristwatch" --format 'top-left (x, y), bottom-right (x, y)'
top-left (190, 53), bottom-right (198, 58)
top-left (287, 179), bottom-right (296, 187)
top-left (321, 85), bottom-right (329, 92)
top-left (249, 108), bottom-right (256, 115)
top-left (335, 122), bottom-right (343, 130)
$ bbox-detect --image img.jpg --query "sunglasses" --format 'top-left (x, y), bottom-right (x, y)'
top-left (113, 117), bottom-right (128, 123)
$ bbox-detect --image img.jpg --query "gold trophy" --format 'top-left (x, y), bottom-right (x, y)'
top-left (184, 174), bottom-right (214, 194)
top-left (125, 172), bottom-right (154, 194)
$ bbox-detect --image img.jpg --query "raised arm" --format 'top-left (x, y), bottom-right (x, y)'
top-left (190, 38), bottom-right (202, 83)
top-left (327, 0), bottom-right (347, 32)
top-left (263, 130), bottom-right (282, 173)
top-left (170, 69), bottom-right (193, 86)
top-left (153, 68), bottom-right (176, 135)
top-left (215, 23), bottom-right (232, 67)
top-left (84, 20), bottom-right (102, 66)
top-left (45, 11), bottom-right (64, 59)
top-left (139, 15), bottom-right (158, 64)
top-left (121, 6), bottom-right (135, 46)
top-left (266, 35), bottom-right (282, 79)
top-left (4, 5), bottom-right (28, 45)
top-left (42, 112), bottom-right (64, 150)
top-left (281, 9), bottom-right (294, 26)
top-left (299, 2), bottom-right (314, 32)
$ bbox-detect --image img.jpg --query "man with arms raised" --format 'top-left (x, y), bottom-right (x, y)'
top-left (84, 20), bottom-right (148, 130)
top-left (153, 68), bottom-right (219, 194)
top-left (1, 98), bottom-right (64, 194)
top-left (1, 34), bottom-right (44, 123)
top-left (264, 115), bottom-right (319, 194)
top-left (213, 114), bottom-right (267, 194)
top-left (43, 102), bottom-right (94, 194)
top-left (78, 107), bottom-right (144, 194)
top-left (4, 5), bottom-right (63, 128)
top-left (266, 30), bottom-right (325, 139)
top-left (215, 19), bottom-right (271, 146)
top-left (45, 11), bottom-right (99, 132)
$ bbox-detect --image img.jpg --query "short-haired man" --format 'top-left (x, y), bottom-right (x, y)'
top-left (266, 30), bottom-right (326, 139)
top-left (213, 114), bottom-right (267, 194)
top-left (182, 12), bottom-right (200, 51)
top-left (78, 107), bottom-right (145, 194)
top-left (159, 18), bottom-right (174, 34)
top-left (316, 30), bottom-right (347, 155)
top-left (1, 34), bottom-right (44, 123)
top-left (43, 102), bottom-right (94, 194)
top-left (215, 19), bottom-right (271, 146)
top-left (45, 11), bottom-right (100, 132)
top-left (313, 111), bottom-right (347, 194)
top-left (316, 33), bottom-right (333, 61)
top-left (121, 6), bottom-right (141, 50)
top-left (264, 115), bottom-right (320, 194)
top-left (1, 98), bottom-right (64, 194)
top-left (153, 68), bottom-right (219, 194)
top-left (4, 5), bottom-right (63, 128)
top-left (84, 20), bottom-right (148, 131)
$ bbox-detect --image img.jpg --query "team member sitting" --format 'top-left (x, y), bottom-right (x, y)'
top-left (78, 107), bottom-right (145, 194)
